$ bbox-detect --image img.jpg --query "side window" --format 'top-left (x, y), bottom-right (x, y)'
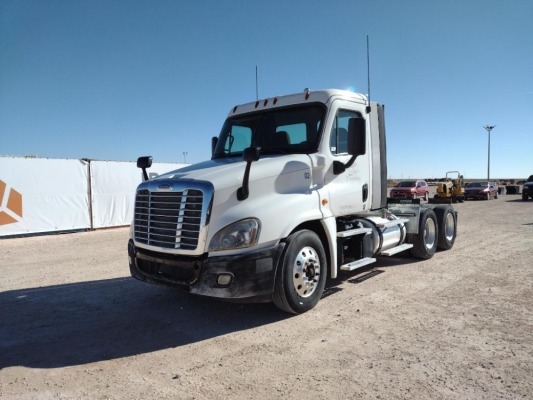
top-left (330, 110), bottom-right (362, 155)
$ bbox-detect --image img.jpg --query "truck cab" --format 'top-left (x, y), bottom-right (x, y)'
top-left (129, 89), bottom-right (457, 313)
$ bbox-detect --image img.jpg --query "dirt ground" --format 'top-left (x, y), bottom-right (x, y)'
top-left (1, 194), bottom-right (532, 400)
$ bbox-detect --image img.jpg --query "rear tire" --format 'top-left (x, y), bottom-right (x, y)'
top-left (410, 208), bottom-right (438, 259)
top-left (273, 230), bottom-right (327, 314)
top-left (433, 205), bottom-right (457, 250)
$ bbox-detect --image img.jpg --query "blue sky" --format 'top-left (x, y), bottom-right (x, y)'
top-left (1, 0), bottom-right (532, 179)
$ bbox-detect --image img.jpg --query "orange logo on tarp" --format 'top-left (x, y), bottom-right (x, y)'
top-left (0, 180), bottom-right (23, 225)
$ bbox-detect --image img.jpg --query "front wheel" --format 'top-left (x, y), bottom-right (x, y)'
top-left (273, 230), bottom-right (327, 314)
top-left (409, 208), bottom-right (438, 259)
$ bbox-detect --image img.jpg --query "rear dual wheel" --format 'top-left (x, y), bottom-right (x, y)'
top-left (410, 208), bottom-right (438, 259)
top-left (433, 205), bottom-right (457, 250)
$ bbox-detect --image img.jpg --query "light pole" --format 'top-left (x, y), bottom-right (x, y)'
top-left (483, 125), bottom-right (495, 182)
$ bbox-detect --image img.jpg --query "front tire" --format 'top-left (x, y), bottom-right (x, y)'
top-left (410, 208), bottom-right (438, 259)
top-left (273, 230), bottom-right (327, 314)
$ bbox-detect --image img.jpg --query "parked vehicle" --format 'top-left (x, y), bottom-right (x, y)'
top-left (428, 171), bottom-right (465, 204)
top-left (129, 89), bottom-right (457, 314)
top-left (464, 181), bottom-right (498, 200)
top-left (522, 175), bottom-right (533, 201)
top-left (389, 180), bottom-right (429, 200)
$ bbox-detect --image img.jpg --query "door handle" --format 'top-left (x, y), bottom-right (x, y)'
top-left (362, 184), bottom-right (368, 202)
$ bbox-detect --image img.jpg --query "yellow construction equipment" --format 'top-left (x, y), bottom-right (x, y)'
top-left (429, 171), bottom-right (465, 204)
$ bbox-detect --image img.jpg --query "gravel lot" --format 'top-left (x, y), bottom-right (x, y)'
top-left (1, 194), bottom-right (532, 399)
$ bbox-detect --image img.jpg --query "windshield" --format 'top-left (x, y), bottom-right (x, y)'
top-left (397, 181), bottom-right (416, 187)
top-left (212, 104), bottom-right (324, 159)
top-left (467, 182), bottom-right (489, 188)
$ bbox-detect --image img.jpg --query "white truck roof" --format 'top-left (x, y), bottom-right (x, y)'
top-left (228, 89), bottom-right (369, 117)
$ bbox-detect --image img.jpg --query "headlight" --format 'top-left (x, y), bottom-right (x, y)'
top-left (209, 218), bottom-right (260, 251)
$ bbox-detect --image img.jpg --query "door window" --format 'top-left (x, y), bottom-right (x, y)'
top-left (330, 110), bottom-right (362, 155)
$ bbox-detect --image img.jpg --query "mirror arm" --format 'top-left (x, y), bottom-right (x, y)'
top-left (142, 168), bottom-right (149, 182)
top-left (237, 147), bottom-right (261, 201)
top-left (237, 161), bottom-right (253, 200)
top-left (333, 155), bottom-right (357, 175)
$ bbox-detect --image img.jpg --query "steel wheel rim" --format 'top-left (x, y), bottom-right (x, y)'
top-left (424, 218), bottom-right (437, 250)
top-left (445, 212), bottom-right (455, 241)
top-left (292, 246), bottom-right (320, 298)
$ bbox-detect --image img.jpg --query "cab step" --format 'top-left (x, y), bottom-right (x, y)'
top-left (379, 243), bottom-right (413, 256)
top-left (340, 257), bottom-right (376, 271)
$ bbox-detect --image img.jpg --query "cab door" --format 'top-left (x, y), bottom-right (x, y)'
top-left (324, 103), bottom-right (370, 216)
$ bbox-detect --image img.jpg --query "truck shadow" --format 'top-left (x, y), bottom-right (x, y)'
top-left (322, 256), bottom-right (417, 297)
top-left (0, 277), bottom-right (287, 369)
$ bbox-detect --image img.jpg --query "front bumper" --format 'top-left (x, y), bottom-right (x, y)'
top-left (464, 191), bottom-right (489, 199)
top-left (128, 240), bottom-right (285, 302)
top-left (390, 191), bottom-right (414, 199)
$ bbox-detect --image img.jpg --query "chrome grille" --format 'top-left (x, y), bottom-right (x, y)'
top-left (134, 189), bottom-right (203, 250)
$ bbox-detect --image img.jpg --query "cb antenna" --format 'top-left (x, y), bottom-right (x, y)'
top-left (255, 65), bottom-right (259, 100)
top-left (367, 35), bottom-right (371, 104)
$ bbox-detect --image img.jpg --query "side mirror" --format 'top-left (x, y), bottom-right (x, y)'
top-left (137, 156), bottom-right (152, 169)
top-left (211, 137), bottom-right (218, 156)
top-left (347, 117), bottom-right (366, 157)
top-left (137, 156), bottom-right (153, 181)
top-left (243, 146), bottom-right (261, 162)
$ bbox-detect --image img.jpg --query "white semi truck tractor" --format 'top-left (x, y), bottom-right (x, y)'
top-left (128, 89), bottom-right (457, 314)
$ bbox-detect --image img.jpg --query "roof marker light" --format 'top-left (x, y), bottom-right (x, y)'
top-left (255, 100), bottom-right (260, 108)
top-left (305, 90), bottom-right (311, 100)
top-left (273, 97), bottom-right (278, 105)
top-left (264, 99), bottom-right (268, 106)
top-left (233, 106), bottom-right (238, 113)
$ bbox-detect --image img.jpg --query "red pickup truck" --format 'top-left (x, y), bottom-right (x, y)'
top-left (389, 180), bottom-right (429, 201)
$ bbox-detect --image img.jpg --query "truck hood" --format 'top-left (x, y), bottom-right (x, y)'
top-left (148, 155), bottom-right (311, 191)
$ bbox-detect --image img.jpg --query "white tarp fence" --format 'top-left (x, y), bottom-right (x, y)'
top-left (0, 156), bottom-right (185, 237)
